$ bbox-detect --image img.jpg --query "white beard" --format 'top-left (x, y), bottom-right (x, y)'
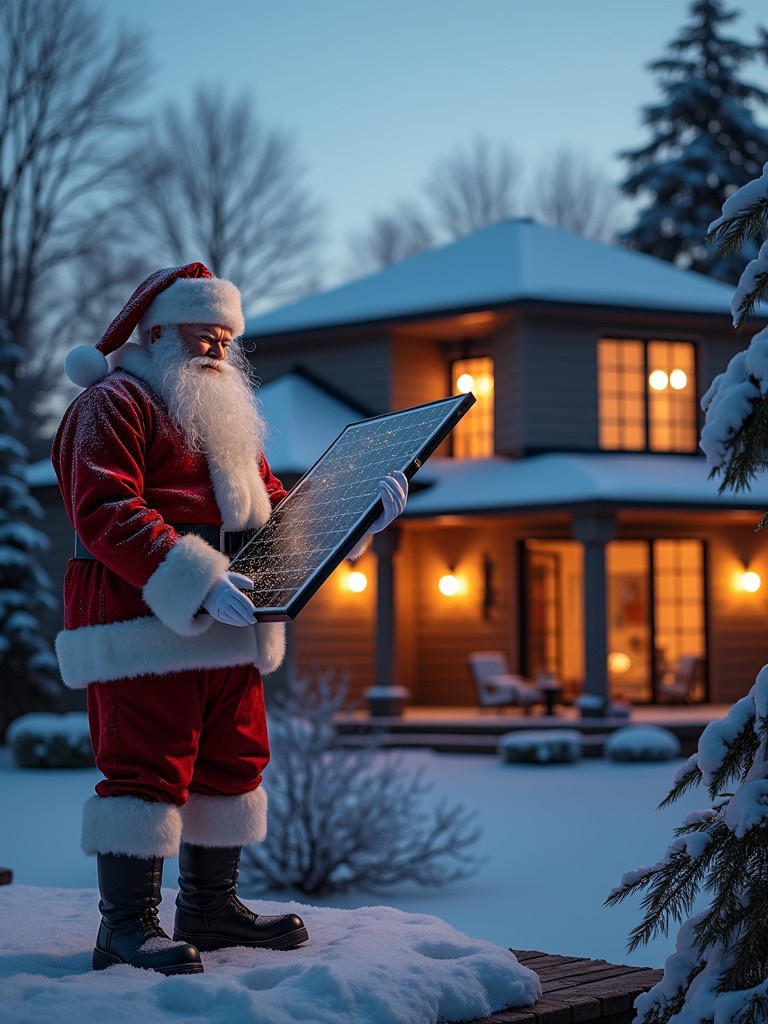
top-left (142, 327), bottom-right (272, 530)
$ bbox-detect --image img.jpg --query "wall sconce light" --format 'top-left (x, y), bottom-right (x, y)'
top-left (739, 570), bottom-right (762, 593)
top-left (345, 568), bottom-right (368, 593)
top-left (438, 568), bottom-right (460, 597)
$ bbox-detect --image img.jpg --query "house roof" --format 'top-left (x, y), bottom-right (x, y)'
top-left (245, 218), bottom-right (744, 339)
top-left (405, 452), bottom-right (768, 517)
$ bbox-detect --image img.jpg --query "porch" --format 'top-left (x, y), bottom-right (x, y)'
top-left (334, 702), bottom-right (731, 758)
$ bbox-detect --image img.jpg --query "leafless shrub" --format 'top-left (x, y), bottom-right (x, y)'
top-left (241, 672), bottom-right (483, 897)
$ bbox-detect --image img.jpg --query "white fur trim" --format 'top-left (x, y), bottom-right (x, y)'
top-left (55, 615), bottom-right (286, 688)
top-left (64, 345), bottom-right (109, 387)
top-left (181, 788), bottom-right (268, 847)
top-left (206, 456), bottom-right (273, 531)
top-left (109, 341), bottom-right (150, 376)
top-left (82, 794), bottom-right (183, 857)
top-left (142, 534), bottom-right (230, 636)
top-left (139, 278), bottom-right (245, 337)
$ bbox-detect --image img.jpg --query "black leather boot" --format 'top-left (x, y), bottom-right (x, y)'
top-left (93, 853), bottom-right (203, 974)
top-left (173, 843), bottom-right (308, 951)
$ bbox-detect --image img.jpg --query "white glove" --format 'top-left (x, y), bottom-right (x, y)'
top-left (202, 572), bottom-right (256, 626)
top-left (370, 471), bottom-right (408, 534)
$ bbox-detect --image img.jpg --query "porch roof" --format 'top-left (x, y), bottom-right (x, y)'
top-left (404, 452), bottom-right (768, 517)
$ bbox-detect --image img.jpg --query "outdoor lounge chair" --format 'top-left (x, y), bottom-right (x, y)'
top-left (656, 653), bottom-right (702, 703)
top-left (468, 650), bottom-right (543, 713)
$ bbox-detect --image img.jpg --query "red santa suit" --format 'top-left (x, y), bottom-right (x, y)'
top-left (53, 336), bottom-right (287, 860)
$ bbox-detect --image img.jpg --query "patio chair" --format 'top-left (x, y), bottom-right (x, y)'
top-left (468, 650), bottom-right (543, 713)
top-left (657, 653), bottom-right (702, 703)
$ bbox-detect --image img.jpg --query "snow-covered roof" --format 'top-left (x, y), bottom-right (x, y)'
top-left (405, 452), bottom-right (768, 516)
top-left (245, 218), bottom-right (745, 338)
top-left (256, 372), bottom-right (364, 474)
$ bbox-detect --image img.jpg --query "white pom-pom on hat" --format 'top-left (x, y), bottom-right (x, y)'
top-left (64, 345), bottom-right (110, 389)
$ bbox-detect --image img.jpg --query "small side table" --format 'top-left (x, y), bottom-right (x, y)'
top-left (541, 687), bottom-right (562, 716)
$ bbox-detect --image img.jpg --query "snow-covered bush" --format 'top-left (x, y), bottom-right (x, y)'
top-left (240, 672), bottom-right (482, 896)
top-left (498, 729), bottom-right (582, 765)
top-left (7, 711), bottom-right (93, 768)
top-left (604, 725), bottom-right (681, 763)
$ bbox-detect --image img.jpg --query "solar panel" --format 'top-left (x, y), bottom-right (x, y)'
top-left (230, 392), bottom-right (475, 620)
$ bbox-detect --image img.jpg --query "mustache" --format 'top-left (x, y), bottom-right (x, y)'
top-left (188, 355), bottom-right (231, 373)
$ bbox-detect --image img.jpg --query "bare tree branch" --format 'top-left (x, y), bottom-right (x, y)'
top-left (529, 147), bottom-right (626, 242)
top-left (425, 136), bottom-right (521, 239)
top-left (347, 201), bottom-right (433, 276)
top-left (0, 0), bottom-right (150, 445)
top-left (124, 84), bottom-right (324, 311)
top-left (241, 672), bottom-right (483, 897)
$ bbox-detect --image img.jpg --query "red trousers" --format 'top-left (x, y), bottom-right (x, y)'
top-left (86, 664), bottom-right (270, 805)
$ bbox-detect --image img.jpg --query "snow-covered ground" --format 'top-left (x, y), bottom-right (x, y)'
top-left (0, 742), bottom-right (701, 1023)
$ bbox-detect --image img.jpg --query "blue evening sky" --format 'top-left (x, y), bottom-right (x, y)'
top-left (104, 0), bottom-right (768, 284)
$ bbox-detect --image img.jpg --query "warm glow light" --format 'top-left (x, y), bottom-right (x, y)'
top-left (648, 369), bottom-right (669, 391)
top-left (438, 573), bottom-right (460, 596)
top-left (607, 651), bottom-right (632, 675)
top-left (741, 570), bottom-right (762, 593)
top-left (474, 372), bottom-right (494, 396)
top-left (456, 373), bottom-right (474, 394)
top-left (346, 570), bottom-right (368, 593)
top-left (669, 368), bottom-right (688, 390)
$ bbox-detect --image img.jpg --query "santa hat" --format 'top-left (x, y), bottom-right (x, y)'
top-left (64, 262), bottom-right (246, 388)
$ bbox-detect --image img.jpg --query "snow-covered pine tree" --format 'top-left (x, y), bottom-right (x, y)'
top-left (0, 318), bottom-right (62, 739)
top-left (604, 167), bottom-right (768, 1024)
top-left (620, 0), bottom-right (768, 283)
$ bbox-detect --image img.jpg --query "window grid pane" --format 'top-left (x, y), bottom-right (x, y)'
top-left (452, 357), bottom-right (494, 458)
top-left (598, 338), bottom-right (698, 453)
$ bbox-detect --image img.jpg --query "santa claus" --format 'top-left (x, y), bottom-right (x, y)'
top-left (53, 263), bottom-right (407, 975)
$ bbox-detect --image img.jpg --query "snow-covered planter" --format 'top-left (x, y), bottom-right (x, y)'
top-left (574, 693), bottom-right (605, 718)
top-left (364, 685), bottom-right (410, 717)
top-left (498, 729), bottom-right (582, 765)
top-left (604, 725), bottom-right (681, 763)
top-left (7, 712), bottom-right (93, 768)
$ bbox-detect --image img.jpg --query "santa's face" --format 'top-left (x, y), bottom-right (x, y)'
top-left (177, 323), bottom-right (233, 369)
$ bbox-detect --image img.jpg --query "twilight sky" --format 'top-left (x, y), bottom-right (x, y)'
top-left (104, 0), bottom-right (768, 285)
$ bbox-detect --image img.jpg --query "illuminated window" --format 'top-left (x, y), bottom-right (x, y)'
top-left (598, 339), bottom-right (697, 452)
top-left (451, 357), bottom-right (494, 457)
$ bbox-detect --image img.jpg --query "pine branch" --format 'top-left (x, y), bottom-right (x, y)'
top-left (705, 719), bottom-right (762, 801)
top-left (658, 759), bottom-right (704, 809)
top-left (706, 197), bottom-right (768, 257)
top-left (710, 390), bottom-right (768, 494)
top-left (625, 849), bottom-right (711, 952)
top-left (733, 270), bottom-right (768, 332)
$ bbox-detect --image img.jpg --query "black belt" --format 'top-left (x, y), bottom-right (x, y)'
top-left (73, 524), bottom-right (258, 560)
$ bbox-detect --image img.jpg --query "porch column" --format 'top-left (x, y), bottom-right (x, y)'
top-left (372, 525), bottom-right (400, 687)
top-left (572, 511), bottom-right (616, 707)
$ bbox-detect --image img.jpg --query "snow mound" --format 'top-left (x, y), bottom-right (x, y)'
top-left (498, 729), bottom-right (582, 764)
top-left (0, 886), bottom-right (541, 1024)
top-left (604, 726), bottom-right (681, 763)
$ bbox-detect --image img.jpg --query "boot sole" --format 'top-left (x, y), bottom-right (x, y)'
top-left (93, 947), bottom-right (205, 975)
top-left (173, 925), bottom-right (309, 952)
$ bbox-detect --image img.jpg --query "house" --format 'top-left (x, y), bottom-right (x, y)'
top-left (237, 217), bottom-right (768, 710)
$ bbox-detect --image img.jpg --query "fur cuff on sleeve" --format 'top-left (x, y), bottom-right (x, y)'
top-left (142, 533), bottom-right (230, 636)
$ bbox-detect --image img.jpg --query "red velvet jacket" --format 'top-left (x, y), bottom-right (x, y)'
top-left (52, 369), bottom-right (287, 689)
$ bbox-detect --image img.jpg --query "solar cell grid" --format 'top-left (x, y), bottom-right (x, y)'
top-left (230, 393), bottom-right (475, 619)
